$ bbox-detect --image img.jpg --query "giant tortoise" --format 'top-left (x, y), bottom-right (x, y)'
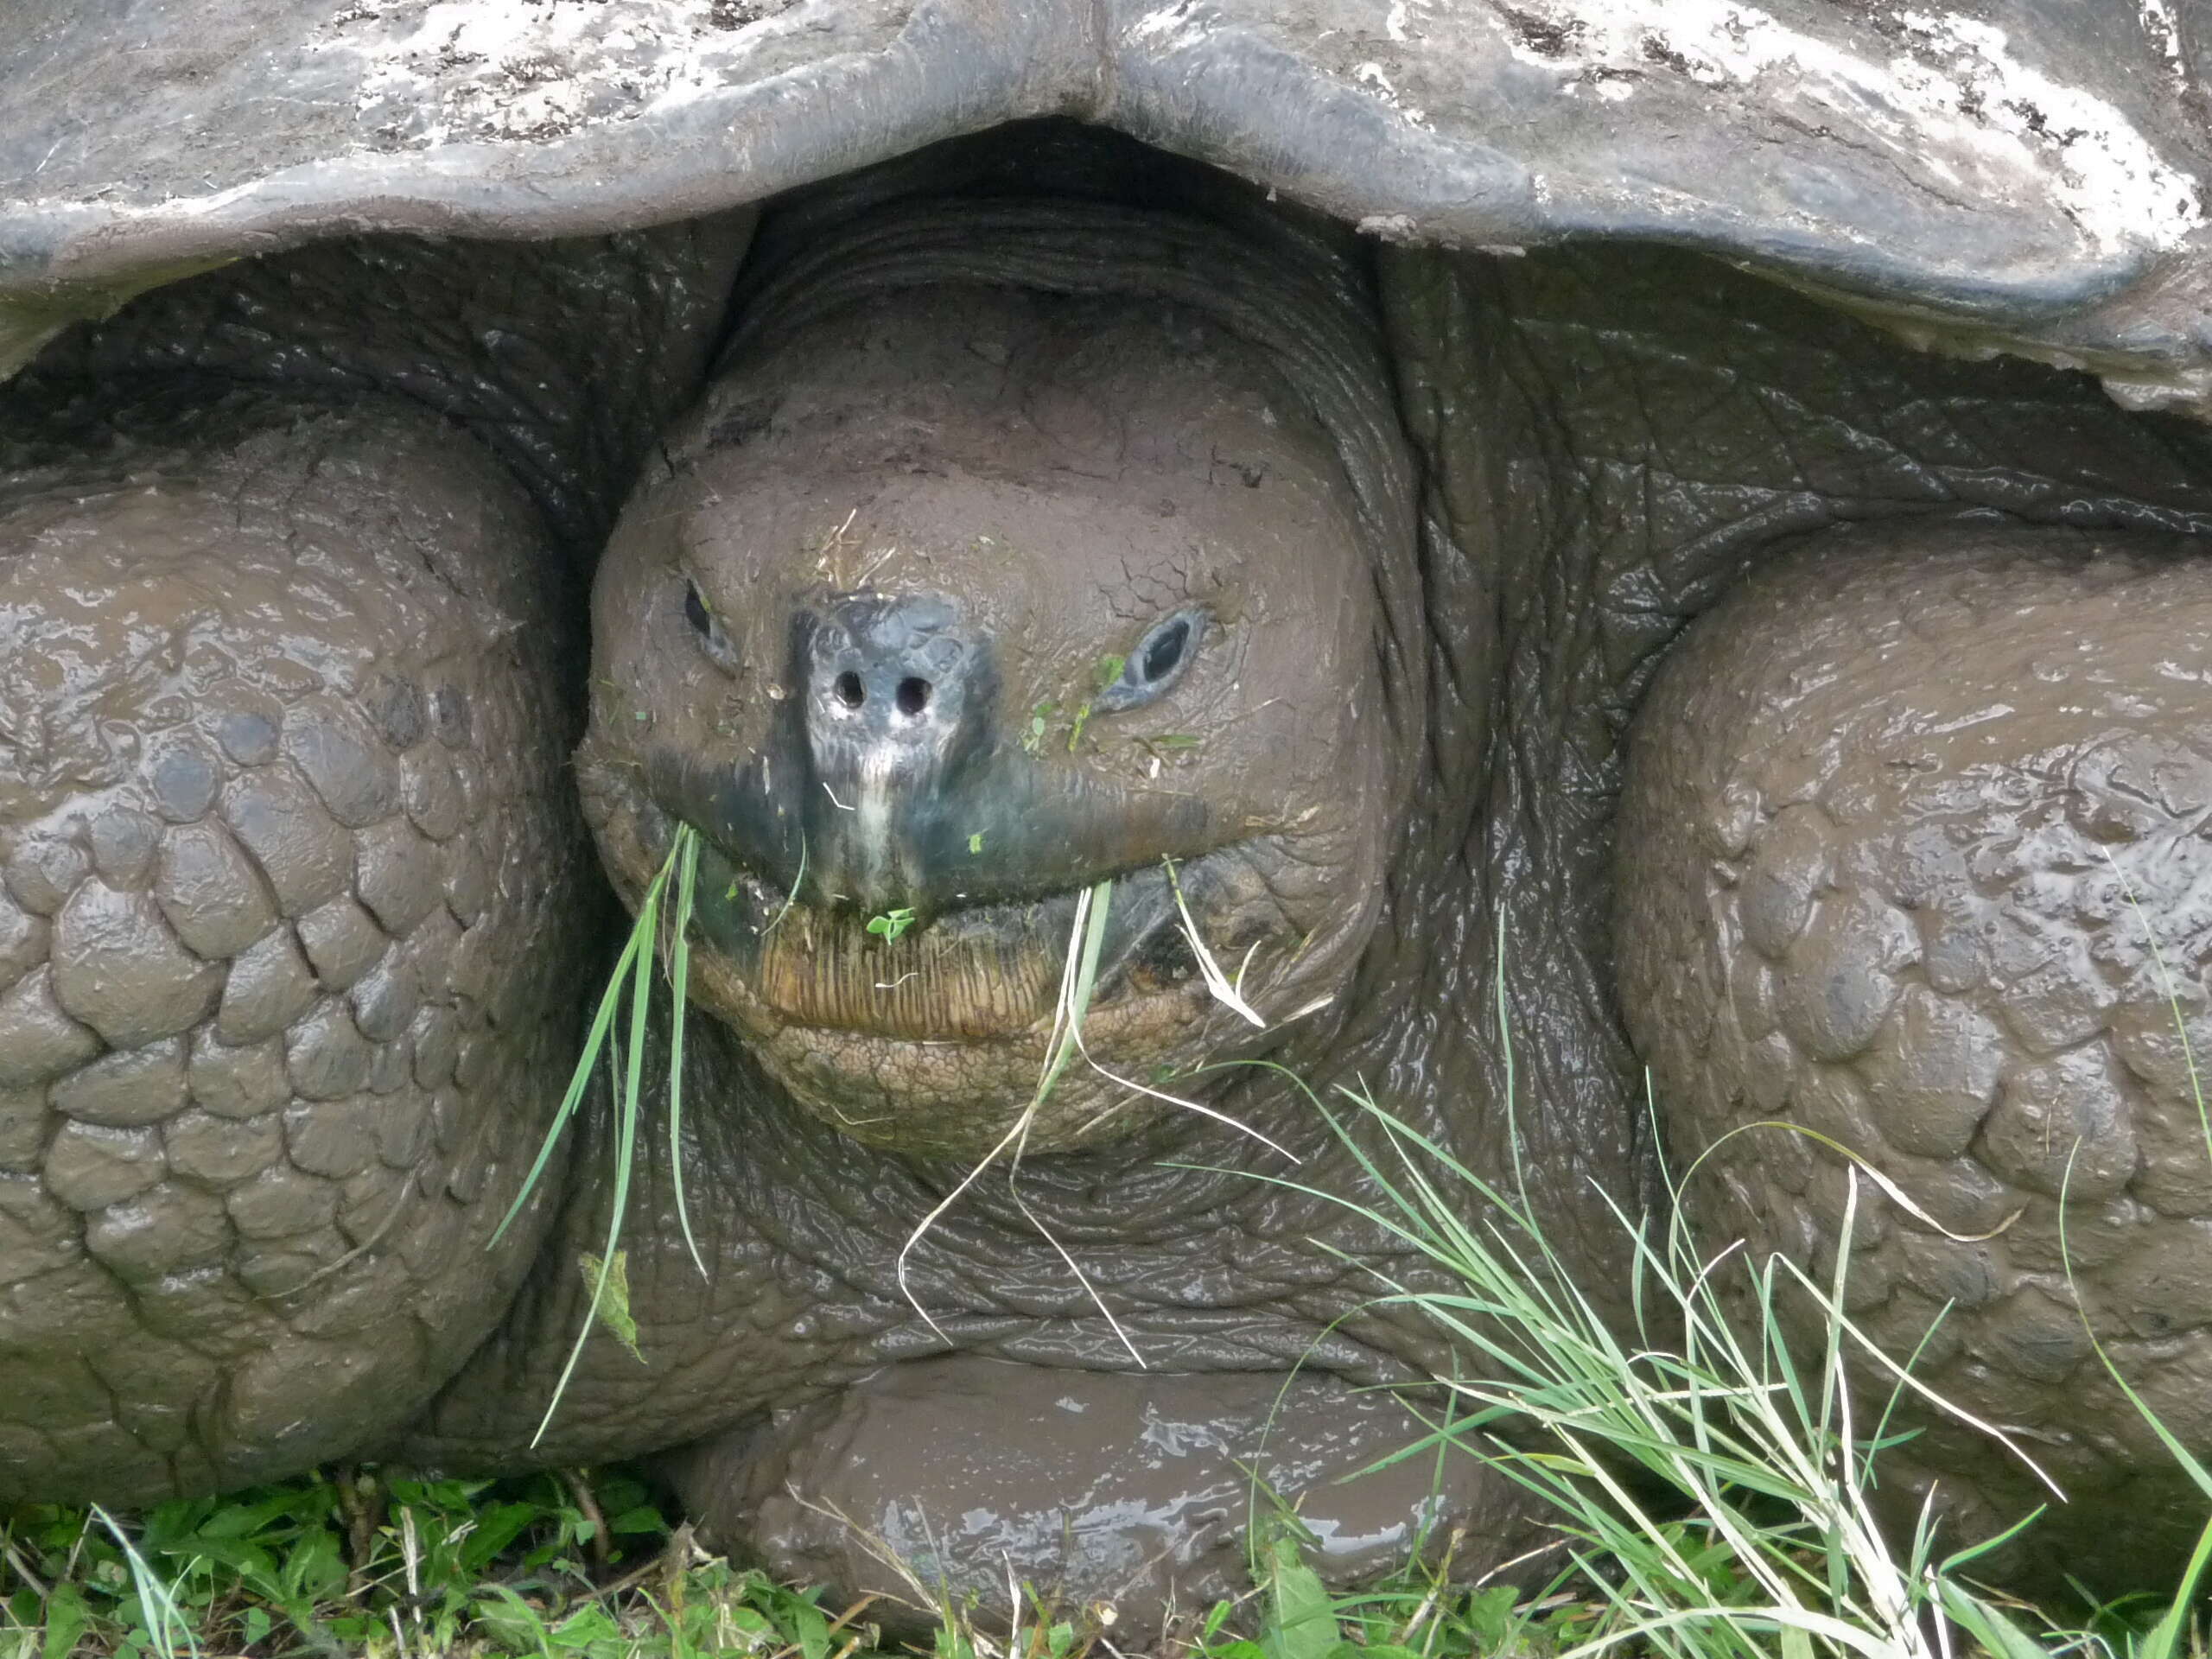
top-left (7, 0), bottom-right (2212, 1620)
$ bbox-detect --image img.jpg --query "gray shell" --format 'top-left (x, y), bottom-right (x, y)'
top-left (6, 1), bottom-right (2212, 412)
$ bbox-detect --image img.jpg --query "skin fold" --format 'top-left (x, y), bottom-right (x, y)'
top-left (9, 122), bottom-right (2212, 1615)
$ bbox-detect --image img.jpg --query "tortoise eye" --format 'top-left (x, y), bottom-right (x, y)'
top-left (1141, 616), bottom-right (1191, 683)
top-left (683, 579), bottom-right (741, 672)
top-left (1096, 608), bottom-right (1207, 714)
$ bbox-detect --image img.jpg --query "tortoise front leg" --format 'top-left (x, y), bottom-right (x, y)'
top-left (663, 1357), bottom-right (1535, 1637)
top-left (0, 389), bottom-right (593, 1503)
top-left (1616, 518), bottom-right (2212, 1591)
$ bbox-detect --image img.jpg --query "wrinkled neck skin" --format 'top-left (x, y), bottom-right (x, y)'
top-left (412, 975), bottom-right (1478, 1471)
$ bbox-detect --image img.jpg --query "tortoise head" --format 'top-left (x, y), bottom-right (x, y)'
top-left (578, 257), bottom-right (1410, 1157)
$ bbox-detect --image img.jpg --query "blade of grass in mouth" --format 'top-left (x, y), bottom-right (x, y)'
top-left (1034, 876), bottom-right (1115, 1110)
top-left (533, 842), bottom-right (661, 1445)
top-left (667, 829), bottom-right (707, 1280)
top-left (486, 825), bottom-right (706, 1441)
top-left (489, 835), bottom-right (685, 1249)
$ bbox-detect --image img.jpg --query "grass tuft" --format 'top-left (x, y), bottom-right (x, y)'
top-left (4, 1470), bottom-right (874, 1659)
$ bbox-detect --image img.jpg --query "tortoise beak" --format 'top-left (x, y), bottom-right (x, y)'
top-left (646, 592), bottom-right (1217, 917)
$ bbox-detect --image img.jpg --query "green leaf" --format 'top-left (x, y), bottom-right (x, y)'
top-left (790, 1598), bottom-right (831, 1659)
top-left (41, 1582), bottom-right (90, 1659)
top-left (1935, 1579), bottom-right (2051, 1659)
top-left (576, 1250), bottom-right (646, 1364)
top-left (1255, 1534), bottom-right (1338, 1659)
top-left (277, 1527), bottom-right (346, 1605)
top-left (457, 1503), bottom-right (543, 1575)
top-left (866, 906), bottom-right (916, 944)
top-left (968, 831), bottom-right (984, 855)
top-left (1463, 1584), bottom-right (1521, 1647)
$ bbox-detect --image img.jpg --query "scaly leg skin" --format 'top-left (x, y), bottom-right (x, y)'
top-left (0, 386), bottom-right (592, 1503)
top-left (1616, 519), bottom-right (2212, 1590)
top-left (665, 1357), bottom-right (1534, 1637)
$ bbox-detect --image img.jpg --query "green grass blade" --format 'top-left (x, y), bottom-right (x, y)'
top-left (487, 918), bottom-right (643, 1249)
top-left (1033, 879), bottom-right (1113, 1109)
top-left (88, 1506), bottom-right (198, 1659)
top-left (664, 827), bottom-right (708, 1281)
top-left (490, 845), bottom-right (681, 1249)
top-left (531, 867), bottom-right (662, 1446)
top-left (2137, 1513), bottom-right (2212, 1659)
top-left (1934, 1579), bottom-right (2055, 1659)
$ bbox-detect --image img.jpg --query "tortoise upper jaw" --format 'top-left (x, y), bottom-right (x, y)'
top-left (645, 716), bottom-right (1221, 918)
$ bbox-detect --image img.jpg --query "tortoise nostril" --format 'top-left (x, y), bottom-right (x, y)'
top-left (835, 671), bottom-right (865, 709)
top-left (895, 677), bottom-right (931, 717)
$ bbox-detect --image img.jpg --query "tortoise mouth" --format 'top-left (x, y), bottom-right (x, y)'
top-left (686, 837), bottom-right (1244, 1043)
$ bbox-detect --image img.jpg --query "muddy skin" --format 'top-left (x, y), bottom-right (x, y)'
top-left (0, 221), bottom-right (747, 1503)
top-left (16, 220), bottom-right (756, 560)
top-left (1618, 520), bottom-right (2212, 1589)
top-left (0, 386), bottom-right (590, 1501)
top-left (14, 118), bottom-right (2212, 1619)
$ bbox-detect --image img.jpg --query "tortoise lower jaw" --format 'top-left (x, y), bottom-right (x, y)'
top-left (688, 842), bottom-right (1235, 1043)
top-left (690, 943), bottom-right (1230, 1156)
top-left (671, 840), bottom-right (1298, 1156)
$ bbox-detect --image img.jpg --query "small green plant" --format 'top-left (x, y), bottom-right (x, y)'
top-left (866, 906), bottom-right (917, 944)
top-left (3, 1469), bottom-right (861, 1659)
top-left (1023, 702), bottom-right (1054, 753)
top-left (968, 830), bottom-right (984, 855)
